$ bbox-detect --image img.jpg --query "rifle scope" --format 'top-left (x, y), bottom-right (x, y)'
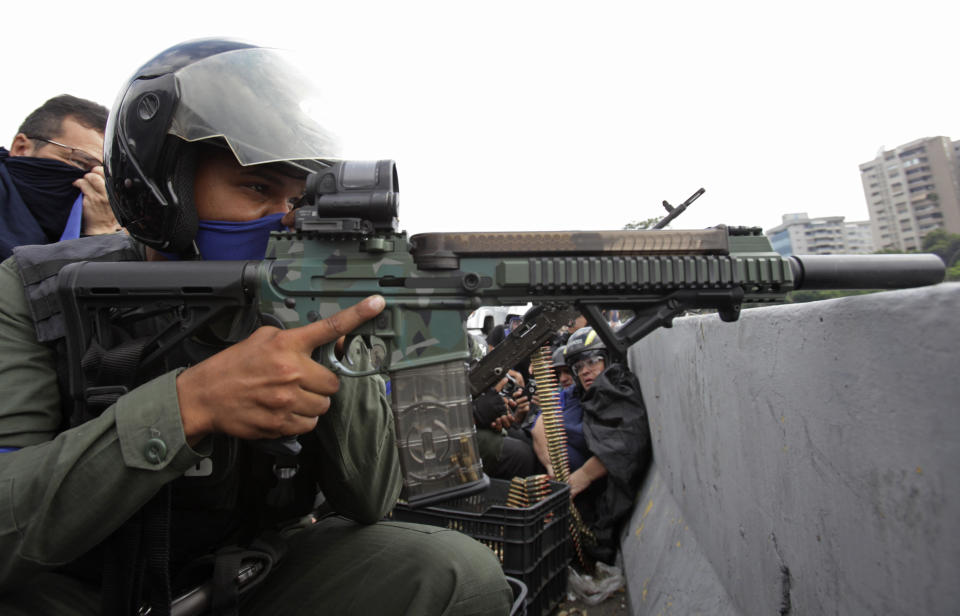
top-left (302, 159), bottom-right (399, 231)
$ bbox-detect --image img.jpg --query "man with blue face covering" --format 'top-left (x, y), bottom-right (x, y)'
top-left (1, 95), bottom-right (121, 259)
top-left (0, 39), bottom-right (512, 615)
top-left (157, 143), bottom-right (301, 261)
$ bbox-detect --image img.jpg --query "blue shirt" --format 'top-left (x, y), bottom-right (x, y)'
top-left (558, 386), bottom-right (589, 471)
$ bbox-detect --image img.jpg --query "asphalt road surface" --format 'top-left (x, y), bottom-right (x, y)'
top-left (552, 584), bottom-right (630, 615)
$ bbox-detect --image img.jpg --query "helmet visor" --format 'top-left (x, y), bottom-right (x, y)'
top-left (170, 47), bottom-right (341, 165)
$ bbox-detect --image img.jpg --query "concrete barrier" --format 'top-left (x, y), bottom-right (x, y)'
top-left (621, 283), bottom-right (960, 615)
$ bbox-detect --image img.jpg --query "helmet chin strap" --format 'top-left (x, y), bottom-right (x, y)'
top-left (181, 240), bottom-right (202, 260)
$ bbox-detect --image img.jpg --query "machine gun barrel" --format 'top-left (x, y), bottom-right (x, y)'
top-left (788, 254), bottom-right (945, 290)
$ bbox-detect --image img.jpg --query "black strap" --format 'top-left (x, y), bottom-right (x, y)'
top-left (76, 336), bottom-right (149, 421)
top-left (81, 337), bottom-right (150, 392)
top-left (101, 515), bottom-right (146, 615)
top-left (100, 486), bottom-right (173, 616)
top-left (211, 548), bottom-right (244, 616)
top-left (144, 485), bottom-right (173, 616)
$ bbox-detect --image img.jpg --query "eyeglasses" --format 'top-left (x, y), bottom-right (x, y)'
top-left (29, 137), bottom-right (103, 172)
top-left (571, 355), bottom-right (604, 376)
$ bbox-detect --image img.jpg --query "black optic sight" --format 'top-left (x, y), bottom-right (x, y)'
top-left (294, 160), bottom-right (400, 234)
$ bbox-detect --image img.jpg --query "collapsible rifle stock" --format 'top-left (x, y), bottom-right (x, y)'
top-left (57, 160), bottom-right (945, 505)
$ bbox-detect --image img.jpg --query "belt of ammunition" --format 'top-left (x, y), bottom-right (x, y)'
top-left (530, 345), bottom-right (595, 571)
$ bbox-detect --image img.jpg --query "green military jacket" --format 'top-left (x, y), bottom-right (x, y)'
top-left (0, 241), bottom-right (402, 591)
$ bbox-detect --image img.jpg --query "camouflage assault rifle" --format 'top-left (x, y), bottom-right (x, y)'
top-left (57, 160), bottom-right (945, 505)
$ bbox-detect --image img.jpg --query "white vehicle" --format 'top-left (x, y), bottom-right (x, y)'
top-left (466, 304), bottom-right (532, 337)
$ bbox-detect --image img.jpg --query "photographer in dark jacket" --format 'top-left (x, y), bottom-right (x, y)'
top-left (532, 327), bottom-right (652, 564)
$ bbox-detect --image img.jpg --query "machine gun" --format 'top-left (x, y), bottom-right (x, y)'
top-left (57, 159), bottom-right (945, 506)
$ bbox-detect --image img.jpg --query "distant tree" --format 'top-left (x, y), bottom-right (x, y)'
top-left (921, 229), bottom-right (960, 278)
top-left (920, 228), bottom-right (956, 254)
top-left (623, 217), bottom-right (660, 230)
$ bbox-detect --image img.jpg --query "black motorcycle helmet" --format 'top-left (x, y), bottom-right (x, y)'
top-left (564, 326), bottom-right (608, 387)
top-left (564, 326), bottom-right (606, 362)
top-left (104, 38), bottom-right (340, 254)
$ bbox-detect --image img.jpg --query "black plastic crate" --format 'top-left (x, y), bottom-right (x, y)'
top-left (391, 478), bottom-right (571, 616)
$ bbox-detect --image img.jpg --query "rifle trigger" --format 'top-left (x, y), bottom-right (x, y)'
top-left (317, 342), bottom-right (379, 378)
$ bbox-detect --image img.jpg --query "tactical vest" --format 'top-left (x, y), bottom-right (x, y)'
top-left (13, 237), bottom-right (315, 614)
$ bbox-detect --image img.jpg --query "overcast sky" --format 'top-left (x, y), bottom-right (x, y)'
top-left (3, 0), bottom-right (958, 236)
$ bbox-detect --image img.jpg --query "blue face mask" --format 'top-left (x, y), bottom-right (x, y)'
top-left (195, 212), bottom-right (287, 260)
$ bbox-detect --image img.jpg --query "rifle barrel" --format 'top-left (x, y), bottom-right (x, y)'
top-left (788, 254), bottom-right (945, 290)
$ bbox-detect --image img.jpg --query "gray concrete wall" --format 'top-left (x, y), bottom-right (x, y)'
top-left (621, 283), bottom-right (960, 615)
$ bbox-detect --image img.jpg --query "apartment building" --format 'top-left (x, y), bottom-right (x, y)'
top-left (765, 213), bottom-right (872, 256)
top-left (844, 220), bottom-right (875, 254)
top-left (859, 137), bottom-right (960, 252)
top-left (954, 140), bottom-right (960, 189)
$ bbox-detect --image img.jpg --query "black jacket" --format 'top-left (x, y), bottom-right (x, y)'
top-left (580, 363), bottom-right (652, 564)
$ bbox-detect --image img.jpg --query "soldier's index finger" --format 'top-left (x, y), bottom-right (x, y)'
top-left (290, 295), bottom-right (386, 351)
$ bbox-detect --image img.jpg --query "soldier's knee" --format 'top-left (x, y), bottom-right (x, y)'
top-left (413, 528), bottom-right (513, 615)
